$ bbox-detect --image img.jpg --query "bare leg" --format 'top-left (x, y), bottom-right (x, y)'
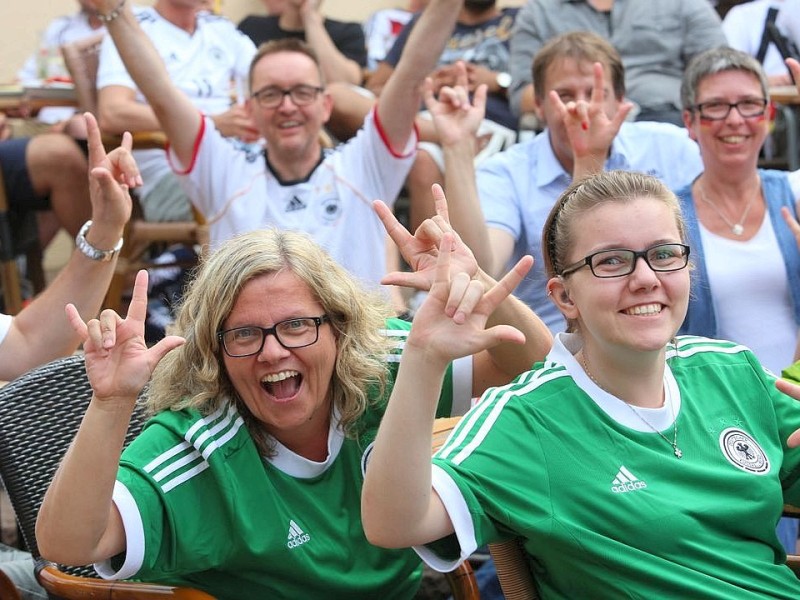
top-left (26, 133), bottom-right (90, 238)
top-left (35, 211), bottom-right (62, 248)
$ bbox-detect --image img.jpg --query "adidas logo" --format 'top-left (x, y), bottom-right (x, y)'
top-left (286, 195), bottom-right (306, 212)
top-left (611, 466), bottom-right (648, 494)
top-left (287, 519), bottom-right (311, 549)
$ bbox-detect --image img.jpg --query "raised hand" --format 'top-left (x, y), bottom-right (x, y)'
top-left (423, 60), bottom-right (486, 148)
top-left (405, 232), bottom-right (530, 365)
top-left (85, 112), bottom-right (137, 235)
top-left (65, 270), bottom-right (184, 402)
top-left (550, 62), bottom-right (633, 172)
top-left (374, 184), bottom-right (477, 291)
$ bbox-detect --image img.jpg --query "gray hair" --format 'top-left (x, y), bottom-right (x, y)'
top-left (681, 46), bottom-right (769, 109)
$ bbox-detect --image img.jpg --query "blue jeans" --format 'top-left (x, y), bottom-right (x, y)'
top-left (777, 517), bottom-right (799, 555)
top-left (0, 544), bottom-right (46, 600)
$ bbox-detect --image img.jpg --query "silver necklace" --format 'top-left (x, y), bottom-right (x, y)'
top-left (580, 352), bottom-right (683, 459)
top-left (696, 180), bottom-right (759, 236)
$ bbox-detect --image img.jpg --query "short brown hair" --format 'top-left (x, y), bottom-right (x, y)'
top-left (248, 38), bottom-right (325, 92)
top-left (532, 31), bottom-right (625, 102)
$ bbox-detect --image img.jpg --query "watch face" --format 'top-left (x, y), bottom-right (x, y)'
top-left (496, 72), bottom-right (512, 89)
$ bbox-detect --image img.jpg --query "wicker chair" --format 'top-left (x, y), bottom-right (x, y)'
top-left (0, 354), bottom-right (212, 599)
top-left (0, 357), bottom-right (478, 599)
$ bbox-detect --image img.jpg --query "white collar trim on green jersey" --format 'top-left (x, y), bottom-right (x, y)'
top-left (267, 406), bottom-right (345, 478)
top-left (553, 333), bottom-right (682, 433)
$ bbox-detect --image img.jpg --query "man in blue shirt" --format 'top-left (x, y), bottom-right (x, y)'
top-left (446, 31), bottom-right (704, 332)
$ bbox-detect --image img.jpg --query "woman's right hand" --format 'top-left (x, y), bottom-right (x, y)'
top-left (65, 270), bottom-right (185, 403)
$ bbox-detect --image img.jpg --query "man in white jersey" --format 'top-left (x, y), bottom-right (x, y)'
top-left (96, 0), bottom-right (258, 223)
top-left (87, 0), bottom-right (465, 289)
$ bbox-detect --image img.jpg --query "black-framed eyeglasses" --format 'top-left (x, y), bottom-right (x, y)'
top-left (560, 243), bottom-right (690, 278)
top-left (218, 315), bottom-right (329, 357)
top-left (251, 84), bottom-right (324, 109)
top-left (689, 98), bottom-right (768, 121)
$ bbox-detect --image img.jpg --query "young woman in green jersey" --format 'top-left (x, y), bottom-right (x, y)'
top-left (35, 189), bottom-right (548, 598)
top-left (363, 168), bottom-right (800, 598)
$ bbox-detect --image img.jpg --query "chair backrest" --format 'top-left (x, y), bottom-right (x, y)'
top-left (0, 355), bottom-right (147, 572)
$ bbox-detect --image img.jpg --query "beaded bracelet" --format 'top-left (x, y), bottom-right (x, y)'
top-left (97, 0), bottom-right (127, 23)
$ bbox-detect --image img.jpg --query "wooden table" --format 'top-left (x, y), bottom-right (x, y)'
top-left (771, 85), bottom-right (800, 106)
top-left (0, 83), bottom-right (77, 114)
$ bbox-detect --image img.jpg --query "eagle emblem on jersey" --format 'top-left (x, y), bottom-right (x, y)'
top-left (719, 427), bottom-right (770, 475)
top-left (318, 195), bottom-right (342, 223)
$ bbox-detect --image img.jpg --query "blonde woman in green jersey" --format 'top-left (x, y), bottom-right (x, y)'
top-left (363, 169), bottom-right (800, 599)
top-left (36, 195), bottom-right (549, 598)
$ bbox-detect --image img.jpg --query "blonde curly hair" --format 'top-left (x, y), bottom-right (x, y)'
top-left (146, 228), bottom-right (395, 455)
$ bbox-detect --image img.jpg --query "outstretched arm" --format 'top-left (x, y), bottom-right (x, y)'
top-left (88, 0), bottom-right (202, 169)
top-left (36, 271), bottom-right (185, 565)
top-left (362, 234), bottom-right (531, 547)
top-left (0, 113), bottom-right (135, 380)
top-left (291, 0), bottom-right (364, 85)
top-left (375, 0), bottom-right (462, 152)
top-left (425, 61), bottom-right (496, 275)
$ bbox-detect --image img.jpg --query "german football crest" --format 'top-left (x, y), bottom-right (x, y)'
top-left (719, 427), bottom-right (770, 475)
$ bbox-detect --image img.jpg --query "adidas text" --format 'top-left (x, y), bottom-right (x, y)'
top-left (287, 534), bottom-right (311, 549)
top-left (611, 480), bottom-right (648, 493)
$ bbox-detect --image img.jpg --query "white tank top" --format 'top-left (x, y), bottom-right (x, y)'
top-left (699, 214), bottom-right (796, 374)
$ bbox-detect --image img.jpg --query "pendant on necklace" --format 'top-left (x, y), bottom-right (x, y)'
top-left (732, 224), bottom-right (744, 236)
top-left (674, 447), bottom-right (683, 459)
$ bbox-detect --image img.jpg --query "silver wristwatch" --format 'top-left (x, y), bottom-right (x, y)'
top-left (75, 220), bottom-right (123, 262)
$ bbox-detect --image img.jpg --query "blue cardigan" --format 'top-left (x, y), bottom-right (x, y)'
top-left (675, 169), bottom-right (800, 337)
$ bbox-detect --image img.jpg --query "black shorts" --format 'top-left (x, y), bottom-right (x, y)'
top-left (0, 137), bottom-right (50, 211)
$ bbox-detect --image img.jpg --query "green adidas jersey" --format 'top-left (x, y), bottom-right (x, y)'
top-left (428, 334), bottom-right (800, 599)
top-left (96, 319), bottom-right (469, 599)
